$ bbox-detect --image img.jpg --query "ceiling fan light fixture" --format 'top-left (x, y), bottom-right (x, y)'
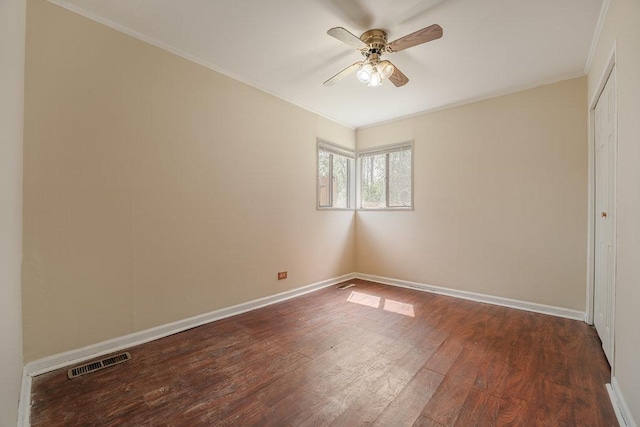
top-left (368, 69), bottom-right (382, 87)
top-left (324, 24), bottom-right (442, 88)
top-left (379, 60), bottom-right (394, 79)
top-left (356, 63), bottom-right (373, 83)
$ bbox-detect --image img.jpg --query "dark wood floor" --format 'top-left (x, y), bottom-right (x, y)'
top-left (31, 279), bottom-right (618, 426)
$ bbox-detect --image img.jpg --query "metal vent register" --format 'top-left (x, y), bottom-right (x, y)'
top-left (68, 352), bottom-right (131, 379)
top-left (336, 283), bottom-right (355, 290)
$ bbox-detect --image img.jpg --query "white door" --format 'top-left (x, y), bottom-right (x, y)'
top-left (594, 67), bottom-right (616, 365)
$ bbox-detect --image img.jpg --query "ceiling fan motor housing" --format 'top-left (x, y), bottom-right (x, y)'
top-left (360, 29), bottom-right (388, 55)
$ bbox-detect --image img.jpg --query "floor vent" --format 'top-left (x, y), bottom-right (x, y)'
top-left (337, 283), bottom-right (355, 290)
top-left (68, 352), bottom-right (131, 379)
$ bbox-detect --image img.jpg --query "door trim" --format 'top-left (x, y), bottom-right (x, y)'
top-left (586, 41), bottom-right (617, 369)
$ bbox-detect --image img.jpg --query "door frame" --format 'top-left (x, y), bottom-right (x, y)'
top-left (586, 41), bottom-right (617, 370)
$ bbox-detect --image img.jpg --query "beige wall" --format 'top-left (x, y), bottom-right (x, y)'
top-left (23, 0), bottom-right (355, 362)
top-left (356, 77), bottom-right (588, 311)
top-left (588, 0), bottom-right (640, 422)
top-left (0, 0), bottom-right (25, 423)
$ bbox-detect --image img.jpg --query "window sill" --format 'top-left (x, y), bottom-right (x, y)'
top-left (317, 207), bottom-right (355, 211)
top-left (357, 207), bottom-right (414, 211)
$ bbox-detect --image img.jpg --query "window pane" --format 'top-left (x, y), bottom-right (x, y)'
top-left (318, 141), bottom-right (355, 210)
top-left (333, 154), bottom-right (348, 208)
top-left (361, 154), bottom-right (386, 208)
top-left (318, 150), bottom-right (330, 207)
top-left (388, 149), bottom-right (412, 207)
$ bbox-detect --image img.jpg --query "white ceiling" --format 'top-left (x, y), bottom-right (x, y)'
top-left (52, 0), bottom-right (604, 128)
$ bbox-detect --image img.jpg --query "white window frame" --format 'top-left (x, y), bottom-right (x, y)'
top-left (317, 139), bottom-right (355, 210)
top-left (357, 141), bottom-right (414, 210)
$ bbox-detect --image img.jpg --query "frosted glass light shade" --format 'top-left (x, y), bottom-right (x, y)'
top-left (356, 63), bottom-right (373, 83)
top-left (379, 61), bottom-right (394, 79)
top-left (368, 70), bottom-right (382, 86)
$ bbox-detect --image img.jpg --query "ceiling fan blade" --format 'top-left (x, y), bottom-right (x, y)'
top-left (388, 64), bottom-right (409, 87)
top-left (327, 27), bottom-right (367, 49)
top-left (323, 62), bottom-right (363, 86)
top-left (387, 24), bottom-right (443, 52)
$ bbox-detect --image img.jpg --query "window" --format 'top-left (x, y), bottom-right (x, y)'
top-left (359, 142), bottom-right (413, 209)
top-left (317, 140), bottom-right (355, 209)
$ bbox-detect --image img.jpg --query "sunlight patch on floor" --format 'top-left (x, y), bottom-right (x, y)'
top-left (347, 291), bottom-right (415, 317)
top-left (383, 299), bottom-right (415, 317)
top-left (347, 291), bottom-right (381, 308)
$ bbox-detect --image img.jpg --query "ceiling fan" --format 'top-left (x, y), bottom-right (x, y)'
top-left (323, 24), bottom-right (443, 87)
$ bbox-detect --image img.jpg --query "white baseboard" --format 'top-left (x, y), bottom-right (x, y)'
top-left (354, 273), bottom-right (586, 321)
top-left (20, 271), bottom-right (593, 426)
top-left (24, 273), bottom-right (355, 377)
top-left (21, 272), bottom-right (588, 378)
top-left (17, 367), bottom-right (31, 427)
top-left (608, 377), bottom-right (637, 427)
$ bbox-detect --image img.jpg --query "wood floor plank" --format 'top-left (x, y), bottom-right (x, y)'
top-left (374, 347), bottom-right (437, 401)
top-left (473, 341), bottom-right (512, 397)
top-left (30, 279), bottom-right (619, 426)
top-left (419, 346), bottom-right (483, 426)
top-left (529, 380), bottom-right (574, 426)
top-left (423, 338), bottom-right (465, 375)
top-left (256, 356), bottom-right (338, 407)
top-left (453, 387), bottom-right (502, 426)
top-left (413, 415), bottom-right (446, 427)
top-left (298, 354), bottom-right (397, 426)
top-left (329, 390), bottom-right (393, 426)
top-left (495, 395), bottom-right (530, 426)
top-left (418, 373), bottom-right (475, 426)
top-left (272, 345), bottom-right (393, 426)
top-left (372, 368), bottom-right (444, 426)
top-left (502, 364), bottom-right (538, 402)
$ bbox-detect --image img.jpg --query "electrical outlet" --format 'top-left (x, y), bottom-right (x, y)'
top-left (277, 271), bottom-right (287, 280)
